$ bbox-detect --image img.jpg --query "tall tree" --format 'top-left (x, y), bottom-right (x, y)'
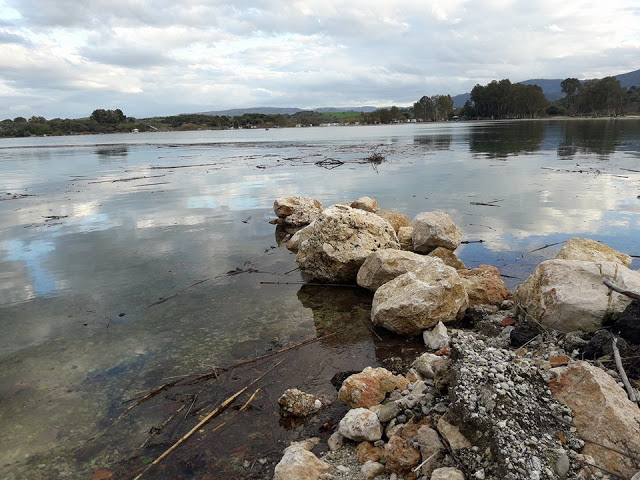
top-left (561, 78), bottom-right (581, 115)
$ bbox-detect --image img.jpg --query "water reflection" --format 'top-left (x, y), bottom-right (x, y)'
top-left (4, 240), bottom-right (57, 296)
top-left (469, 121), bottom-right (544, 158)
top-left (557, 120), bottom-right (620, 158)
top-left (95, 145), bottom-right (128, 162)
top-left (413, 134), bottom-right (452, 150)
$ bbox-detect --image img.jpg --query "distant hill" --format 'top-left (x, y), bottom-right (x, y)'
top-left (452, 67), bottom-right (640, 108)
top-left (198, 106), bottom-right (380, 117)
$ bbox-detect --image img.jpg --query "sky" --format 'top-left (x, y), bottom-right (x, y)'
top-left (1, 0), bottom-right (639, 119)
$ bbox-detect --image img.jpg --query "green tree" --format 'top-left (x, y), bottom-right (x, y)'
top-left (561, 78), bottom-right (581, 115)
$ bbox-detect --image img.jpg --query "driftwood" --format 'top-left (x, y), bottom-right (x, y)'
top-left (612, 338), bottom-right (639, 403)
top-left (89, 174), bottom-right (165, 184)
top-left (603, 279), bottom-right (640, 300)
top-left (150, 162), bottom-right (220, 170)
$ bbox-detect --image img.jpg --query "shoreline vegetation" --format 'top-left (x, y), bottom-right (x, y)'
top-left (2, 76), bottom-right (638, 139)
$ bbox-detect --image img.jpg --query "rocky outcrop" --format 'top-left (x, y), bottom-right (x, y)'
top-left (338, 366), bottom-right (409, 408)
top-left (277, 388), bottom-right (325, 417)
top-left (428, 247), bottom-right (466, 270)
top-left (338, 408), bottom-right (383, 442)
top-left (375, 209), bottom-right (411, 233)
top-left (371, 261), bottom-right (468, 336)
top-left (350, 196), bottom-right (378, 212)
top-left (550, 361), bottom-right (640, 479)
top-left (458, 265), bottom-right (510, 307)
top-left (356, 249), bottom-right (437, 291)
top-left (273, 438), bottom-right (331, 480)
top-left (295, 205), bottom-right (399, 283)
top-left (412, 211), bottom-right (462, 253)
top-left (555, 237), bottom-right (632, 267)
top-left (515, 259), bottom-right (640, 332)
top-left (273, 196), bottom-right (323, 226)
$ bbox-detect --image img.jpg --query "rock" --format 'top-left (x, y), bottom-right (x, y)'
top-left (357, 249), bottom-right (439, 291)
top-left (398, 226), bottom-right (413, 250)
top-left (423, 322), bottom-right (449, 351)
top-left (436, 414), bottom-right (472, 451)
top-left (273, 437), bottom-right (332, 480)
top-left (555, 237), bottom-right (632, 267)
top-left (514, 259), bottom-right (640, 332)
top-left (327, 432), bottom-right (343, 451)
top-left (296, 205), bottom-right (399, 283)
top-left (458, 265), bottom-right (510, 306)
top-left (338, 408), bottom-right (383, 442)
top-left (412, 211), bottom-right (462, 253)
top-left (431, 467), bottom-right (465, 480)
top-left (375, 209), bottom-right (411, 233)
top-left (284, 222), bottom-right (314, 252)
top-left (274, 196), bottom-right (323, 226)
top-left (351, 196), bottom-right (379, 212)
top-left (278, 388), bottom-right (324, 417)
top-left (550, 361), bottom-right (640, 479)
top-left (384, 434), bottom-right (421, 474)
top-left (510, 321), bottom-right (544, 348)
top-left (377, 401), bottom-right (401, 423)
top-left (338, 367), bottom-right (409, 408)
top-left (371, 261), bottom-right (469, 336)
top-left (412, 353), bottom-right (451, 388)
top-left (361, 461), bottom-right (385, 480)
top-left (355, 441), bottom-right (383, 463)
top-left (612, 299), bottom-right (640, 345)
top-left (415, 426), bottom-right (444, 475)
top-left (428, 247), bottom-right (467, 270)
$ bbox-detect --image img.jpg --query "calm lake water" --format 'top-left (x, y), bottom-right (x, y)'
top-left (1, 119), bottom-right (639, 479)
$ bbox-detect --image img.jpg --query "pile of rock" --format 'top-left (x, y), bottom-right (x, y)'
top-left (271, 196), bottom-right (640, 480)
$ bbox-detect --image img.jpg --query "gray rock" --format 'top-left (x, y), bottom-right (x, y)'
top-left (274, 196), bottom-right (323, 226)
top-left (423, 321), bottom-right (449, 350)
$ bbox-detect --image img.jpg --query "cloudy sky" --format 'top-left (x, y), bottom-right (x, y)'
top-left (1, 0), bottom-right (639, 119)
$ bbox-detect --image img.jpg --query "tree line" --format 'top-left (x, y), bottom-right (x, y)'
top-left (559, 76), bottom-right (628, 116)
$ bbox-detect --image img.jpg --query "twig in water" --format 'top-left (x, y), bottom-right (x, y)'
top-left (118, 380), bottom-right (181, 420)
top-left (524, 241), bottom-right (564, 255)
top-left (139, 404), bottom-right (186, 449)
top-left (612, 337), bottom-right (639, 404)
top-left (460, 239), bottom-right (484, 244)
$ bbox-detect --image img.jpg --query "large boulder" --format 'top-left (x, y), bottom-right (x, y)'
top-left (371, 261), bottom-right (468, 336)
top-left (550, 361), bottom-right (640, 479)
top-left (338, 408), bottom-right (383, 442)
top-left (412, 211), bottom-right (462, 253)
top-left (555, 237), bottom-right (632, 267)
top-left (515, 259), bottom-right (640, 332)
top-left (356, 249), bottom-right (437, 291)
top-left (273, 438), bottom-right (331, 480)
top-left (273, 196), bottom-right (323, 226)
top-left (338, 366), bottom-right (409, 408)
top-left (295, 205), bottom-right (399, 283)
top-left (458, 265), bottom-right (510, 306)
top-left (375, 209), bottom-right (411, 233)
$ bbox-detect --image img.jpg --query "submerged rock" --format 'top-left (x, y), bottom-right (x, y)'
top-left (515, 259), bottom-right (640, 332)
top-left (555, 237), bottom-right (632, 267)
top-left (412, 211), bottom-right (462, 253)
top-left (295, 205), bottom-right (399, 283)
top-left (277, 388), bottom-right (324, 417)
top-left (371, 261), bottom-right (468, 336)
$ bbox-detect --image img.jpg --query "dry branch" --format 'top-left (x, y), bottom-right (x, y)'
top-left (612, 338), bottom-right (639, 404)
top-left (603, 279), bottom-right (640, 300)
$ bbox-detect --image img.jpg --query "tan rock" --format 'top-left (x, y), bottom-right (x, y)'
top-left (384, 435), bottom-right (421, 474)
top-left (273, 196), bottom-right (323, 226)
top-left (355, 441), bottom-right (383, 463)
top-left (436, 414), bottom-right (471, 451)
top-left (375, 209), bottom-right (411, 233)
top-left (550, 361), bottom-right (640, 479)
top-left (338, 367), bottom-right (409, 408)
top-left (515, 259), bottom-right (640, 332)
top-left (431, 467), bottom-right (465, 480)
top-left (555, 237), bottom-right (632, 267)
top-left (357, 249), bottom-right (439, 291)
top-left (415, 426), bottom-right (444, 476)
top-left (427, 247), bottom-right (466, 270)
top-left (458, 265), bottom-right (510, 307)
top-left (338, 408), bottom-right (383, 442)
top-left (351, 196), bottom-right (379, 212)
top-left (295, 205), bottom-right (399, 283)
top-left (412, 211), bottom-right (462, 253)
top-left (371, 261), bottom-right (469, 336)
top-left (398, 226), bottom-right (414, 250)
top-left (273, 438), bottom-right (332, 480)
top-left (284, 223), bottom-right (314, 252)
top-left (412, 353), bottom-right (451, 388)
top-left (361, 461), bottom-right (386, 480)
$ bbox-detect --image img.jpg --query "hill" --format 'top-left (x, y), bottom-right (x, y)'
top-left (198, 106), bottom-right (380, 117)
top-left (452, 67), bottom-right (640, 107)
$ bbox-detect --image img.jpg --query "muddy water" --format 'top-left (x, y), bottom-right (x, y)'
top-left (1, 119), bottom-right (639, 479)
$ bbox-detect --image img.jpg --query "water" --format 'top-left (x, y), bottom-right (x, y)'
top-left (1, 119), bottom-right (639, 479)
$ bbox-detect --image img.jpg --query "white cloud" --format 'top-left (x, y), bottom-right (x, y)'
top-left (0, 0), bottom-right (638, 118)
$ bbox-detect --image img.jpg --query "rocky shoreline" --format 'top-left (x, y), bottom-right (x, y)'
top-left (269, 196), bottom-right (640, 480)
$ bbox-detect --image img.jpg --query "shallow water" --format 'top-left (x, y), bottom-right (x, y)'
top-left (1, 119), bottom-right (639, 479)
